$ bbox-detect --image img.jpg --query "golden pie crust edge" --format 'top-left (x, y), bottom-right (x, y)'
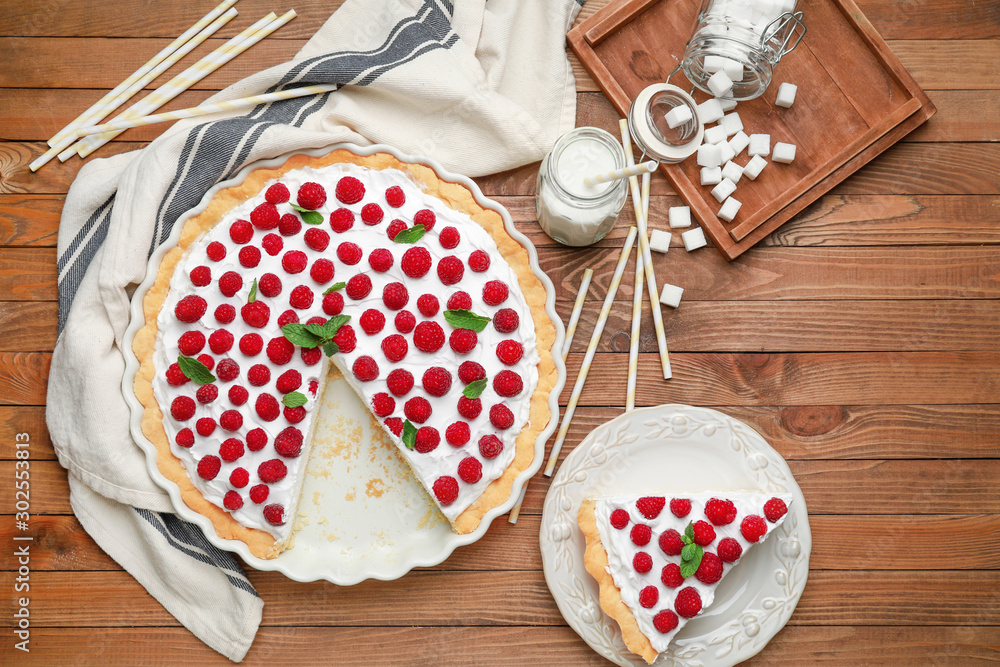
top-left (578, 499), bottom-right (657, 664)
top-left (132, 149), bottom-right (557, 560)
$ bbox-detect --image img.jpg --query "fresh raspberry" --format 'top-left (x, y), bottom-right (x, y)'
top-left (489, 403), bottom-right (514, 430)
top-left (692, 520), bottom-right (716, 546)
top-left (297, 182), bottom-right (327, 210)
top-left (394, 310), bottom-right (416, 333)
top-left (335, 176), bottom-right (364, 204)
top-left (695, 552), bottom-right (724, 584)
top-left (230, 467), bottom-right (250, 488)
top-left (209, 330), bottom-right (234, 355)
top-left (190, 265), bottom-right (212, 287)
top-left (278, 213), bottom-right (301, 237)
top-left (282, 250), bottom-right (308, 274)
top-left (274, 427), bottom-right (304, 458)
top-left (219, 438), bottom-right (245, 462)
top-left (241, 301), bottom-right (270, 328)
top-left (360, 309), bottom-right (386, 335)
top-left (381, 334), bottom-right (408, 363)
top-left (166, 363), bottom-right (189, 386)
top-left (177, 330), bottom-right (205, 356)
top-left (417, 294), bottom-right (439, 318)
top-left (322, 291), bottom-right (344, 316)
top-left (637, 496), bottom-right (666, 520)
top-left (439, 226), bottom-right (460, 249)
top-left (300, 229), bottom-right (329, 254)
top-left (490, 311), bottom-right (518, 337)
top-left (301, 347), bottom-right (322, 365)
top-left (230, 220), bottom-right (253, 244)
top-left (717, 537), bottom-right (744, 563)
top-left (386, 369), bottom-right (413, 396)
top-left (433, 476), bottom-right (459, 505)
top-left (175, 295), bottom-right (207, 323)
top-left (670, 498), bottom-right (692, 518)
top-left (218, 271), bottom-right (242, 298)
top-left (223, 491), bottom-right (243, 511)
top-left (329, 208), bottom-right (354, 233)
top-left (289, 285), bottom-right (314, 310)
top-left (237, 245), bottom-right (261, 269)
top-left (653, 610), bottom-right (679, 634)
top-left (458, 361), bottom-right (485, 384)
top-left (255, 393), bottom-right (280, 421)
top-left (404, 397), bottom-right (432, 424)
top-left (197, 354), bottom-right (214, 371)
top-left (228, 386), bottom-right (249, 406)
top-left (610, 509), bottom-right (630, 529)
top-left (457, 457), bottom-right (482, 484)
top-left (220, 410), bottom-right (243, 431)
top-left (251, 202), bottom-right (280, 230)
top-left (661, 563), bottom-right (684, 588)
top-left (401, 247), bottom-right (432, 278)
top-left (263, 504), bottom-right (286, 526)
top-left (468, 250), bottom-right (490, 272)
top-left (239, 333), bottom-right (263, 356)
top-left (274, 369), bottom-right (301, 394)
top-left (332, 324), bottom-right (356, 352)
top-left (265, 183), bottom-right (290, 204)
top-left (170, 396), bottom-right (196, 421)
top-left (482, 280), bottom-right (509, 306)
top-left (385, 186), bottom-right (405, 208)
top-left (637, 585), bottom-right (660, 610)
top-left (386, 219), bottom-right (407, 240)
top-left (413, 208), bottom-right (436, 232)
top-left (361, 203), bottom-right (384, 225)
top-left (364, 248), bottom-right (393, 273)
top-left (308, 380), bottom-right (318, 396)
top-left (337, 242), bottom-right (363, 265)
top-left (195, 384), bottom-right (218, 404)
top-left (633, 552), bottom-right (653, 574)
top-left (259, 273), bottom-right (282, 298)
top-left (197, 455), bottom-right (221, 480)
top-left (249, 484), bottom-right (269, 504)
top-left (496, 340), bottom-right (524, 365)
top-left (741, 515), bottom-right (768, 542)
top-left (457, 396), bottom-right (482, 420)
top-left (493, 370), bottom-right (523, 397)
top-left (206, 242), bottom-right (226, 262)
top-left (258, 458), bottom-right (287, 483)
top-left (352, 356), bottom-right (379, 382)
top-left (371, 392), bottom-right (395, 417)
top-left (445, 421), bottom-right (470, 446)
top-left (446, 291), bottom-right (472, 311)
top-left (675, 587), bottom-right (703, 619)
top-left (284, 405), bottom-right (306, 425)
top-left (436, 256), bottom-right (464, 285)
top-left (214, 304), bottom-right (236, 324)
top-left (659, 529), bottom-right (684, 556)
top-left (705, 497), bottom-right (738, 526)
top-left (479, 435), bottom-right (503, 459)
top-left (630, 524), bottom-right (652, 546)
top-left (346, 274), bottom-right (372, 300)
top-left (413, 321), bottom-right (445, 353)
top-left (384, 418), bottom-right (404, 436)
top-left (422, 367), bottom-right (452, 397)
top-left (246, 428), bottom-right (268, 452)
top-left (382, 282), bottom-right (409, 310)
top-left (415, 426), bottom-right (440, 453)
top-left (262, 233), bottom-right (283, 256)
top-left (764, 497), bottom-right (788, 523)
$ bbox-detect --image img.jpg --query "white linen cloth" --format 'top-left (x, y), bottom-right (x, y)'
top-left (45, 0), bottom-right (583, 660)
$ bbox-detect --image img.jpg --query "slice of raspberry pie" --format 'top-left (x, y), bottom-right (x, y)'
top-left (132, 149), bottom-right (557, 559)
top-left (578, 492), bottom-right (793, 664)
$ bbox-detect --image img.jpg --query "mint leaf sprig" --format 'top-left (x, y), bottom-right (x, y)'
top-left (443, 309), bottom-right (491, 332)
top-left (392, 224), bottom-right (425, 244)
top-left (290, 203), bottom-right (323, 225)
top-left (679, 521), bottom-right (704, 579)
top-left (281, 314), bottom-right (350, 357)
top-left (177, 354), bottom-right (215, 385)
top-left (401, 420), bottom-right (418, 450)
top-left (462, 378), bottom-right (487, 399)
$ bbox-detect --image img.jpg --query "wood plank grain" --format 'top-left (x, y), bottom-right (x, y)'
top-left (0, 406), bottom-right (52, 459)
top-left (0, 248), bottom-right (56, 300)
top-left (889, 40), bottom-right (1000, 90)
top-left (0, 352), bottom-right (50, 405)
top-left (0, 141), bottom-right (143, 195)
top-left (0, 302), bottom-right (57, 351)
top-left (0, 195), bottom-right (60, 246)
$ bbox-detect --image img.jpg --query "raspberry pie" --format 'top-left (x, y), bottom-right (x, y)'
top-left (133, 149), bottom-right (557, 559)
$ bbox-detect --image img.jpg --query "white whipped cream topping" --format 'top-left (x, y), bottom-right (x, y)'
top-left (153, 162), bottom-right (539, 538)
top-left (593, 491), bottom-right (793, 654)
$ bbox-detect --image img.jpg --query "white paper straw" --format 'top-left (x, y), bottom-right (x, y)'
top-left (584, 160), bottom-right (657, 186)
top-left (560, 268), bottom-right (594, 361)
top-left (507, 485), bottom-right (529, 525)
top-left (626, 245), bottom-right (644, 411)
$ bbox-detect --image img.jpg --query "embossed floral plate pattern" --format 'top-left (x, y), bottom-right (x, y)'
top-left (540, 405), bottom-right (811, 666)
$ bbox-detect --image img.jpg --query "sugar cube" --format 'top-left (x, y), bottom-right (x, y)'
top-left (711, 178), bottom-right (737, 203)
top-left (720, 112), bottom-right (744, 137)
top-left (648, 229), bottom-right (671, 254)
top-left (704, 55), bottom-right (727, 73)
top-left (743, 154), bottom-right (768, 179)
top-left (723, 58), bottom-right (744, 83)
top-left (707, 71), bottom-right (734, 97)
top-left (658, 282), bottom-right (684, 308)
top-left (681, 226), bottom-right (708, 252)
top-left (696, 98), bottom-right (725, 124)
top-left (665, 104), bottom-right (693, 129)
top-left (772, 141), bottom-right (796, 163)
top-left (748, 133), bottom-right (770, 157)
top-left (718, 196), bottom-right (742, 222)
top-left (697, 143), bottom-right (723, 168)
top-left (701, 166), bottom-right (723, 185)
top-left (775, 82), bottom-right (797, 108)
top-left (717, 97), bottom-right (738, 112)
top-left (721, 160), bottom-right (743, 184)
top-left (704, 125), bottom-right (728, 145)
top-left (728, 130), bottom-right (751, 156)
top-left (668, 206), bottom-right (692, 229)
top-left (718, 142), bottom-right (736, 164)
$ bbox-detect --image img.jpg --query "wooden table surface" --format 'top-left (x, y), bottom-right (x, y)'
top-left (1, 0), bottom-right (998, 664)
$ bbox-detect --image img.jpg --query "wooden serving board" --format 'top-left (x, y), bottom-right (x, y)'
top-left (568, 0), bottom-right (936, 260)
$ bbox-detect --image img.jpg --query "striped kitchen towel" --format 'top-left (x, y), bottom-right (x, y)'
top-left (45, 0), bottom-right (583, 660)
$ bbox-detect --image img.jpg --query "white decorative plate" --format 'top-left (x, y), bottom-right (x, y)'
top-left (540, 405), bottom-right (810, 667)
top-left (120, 143), bottom-right (565, 584)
